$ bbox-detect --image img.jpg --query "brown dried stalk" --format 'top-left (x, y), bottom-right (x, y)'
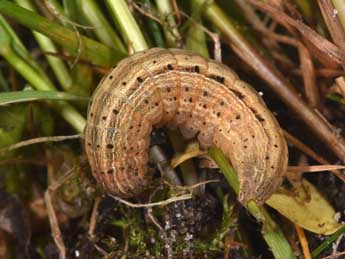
top-left (199, 0), bottom-right (345, 161)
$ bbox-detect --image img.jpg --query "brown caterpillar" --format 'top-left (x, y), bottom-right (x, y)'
top-left (84, 48), bottom-right (288, 205)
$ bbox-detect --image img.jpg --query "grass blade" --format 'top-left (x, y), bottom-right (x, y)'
top-left (106, 0), bottom-right (149, 51)
top-left (0, 24), bottom-right (86, 132)
top-left (76, 0), bottom-right (126, 53)
top-left (0, 0), bottom-right (126, 66)
top-left (155, 0), bottom-right (181, 47)
top-left (311, 225), bottom-right (345, 257)
top-left (0, 90), bottom-right (89, 105)
top-left (14, 0), bottom-right (72, 91)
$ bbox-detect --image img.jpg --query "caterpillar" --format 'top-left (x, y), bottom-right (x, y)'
top-left (84, 48), bottom-right (288, 205)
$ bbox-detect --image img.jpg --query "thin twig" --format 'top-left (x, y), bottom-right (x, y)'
top-left (332, 234), bottom-right (344, 258)
top-left (44, 190), bottom-right (66, 259)
top-left (88, 196), bottom-right (102, 240)
top-left (291, 68), bottom-right (345, 78)
top-left (44, 168), bottom-right (77, 259)
top-left (320, 251), bottom-right (345, 259)
top-left (0, 158), bottom-right (47, 166)
top-left (0, 134), bottom-right (81, 153)
top-left (171, 0), bottom-right (181, 26)
top-left (146, 187), bottom-right (172, 258)
top-left (110, 193), bottom-right (192, 208)
top-left (43, 0), bottom-right (97, 29)
top-left (130, 0), bottom-right (162, 24)
top-left (172, 179), bottom-right (220, 191)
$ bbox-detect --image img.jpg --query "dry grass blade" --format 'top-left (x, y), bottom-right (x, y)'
top-left (317, 0), bottom-right (345, 52)
top-left (235, 1), bottom-right (319, 107)
top-left (0, 134), bottom-right (81, 154)
top-left (320, 251), bottom-right (345, 259)
top-left (295, 42), bottom-right (318, 108)
top-left (291, 68), bottom-right (345, 78)
top-left (202, 0), bottom-right (345, 161)
top-left (334, 77), bottom-right (345, 99)
top-left (258, 30), bottom-right (318, 107)
top-left (248, 0), bottom-right (345, 68)
top-left (231, 37), bottom-right (345, 161)
top-left (288, 165), bottom-right (345, 173)
top-left (88, 197), bottom-right (102, 240)
top-left (295, 224), bottom-right (312, 259)
top-left (284, 131), bottom-right (345, 181)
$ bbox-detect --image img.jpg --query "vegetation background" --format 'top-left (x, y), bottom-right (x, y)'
top-left (0, 0), bottom-right (345, 258)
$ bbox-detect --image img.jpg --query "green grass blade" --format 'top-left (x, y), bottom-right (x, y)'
top-left (44, 0), bottom-right (72, 28)
top-left (0, 26), bottom-right (54, 91)
top-left (62, 0), bottom-right (78, 21)
top-left (0, 70), bottom-right (9, 91)
top-left (106, 0), bottom-right (149, 51)
top-left (326, 93), bottom-right (345, 104)
top-left (155, 0), bottom-right (181, 47)
top-left (186, 0), bottom-right (209, 58)
top-left (14, 0), bottom-right (72, 91)
top-left (142, 0), bottom-right (165, 48)
top-left (208, 147), bottom-right (240, 193)
top-left (0, 0), bottom-right (126, 66)
top-left (311, 225), bottom-right (345, 257)
top-left (0, 90), bottom-right (89, 105)
top-left (0, 24), bottom-right (86, 132)
top-left (0, 14), bottom-right (52, 84)
top-left (76, 0), bottom-right (126, 53)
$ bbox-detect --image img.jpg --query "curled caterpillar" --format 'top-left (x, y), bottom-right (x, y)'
top-left (84, 48), bottom-right (288, 205)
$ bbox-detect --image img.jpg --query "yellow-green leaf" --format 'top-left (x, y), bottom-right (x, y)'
top-left (171, 141), bottom-right (207, 168)
top-left (266, 179), bottom-right (343, 235)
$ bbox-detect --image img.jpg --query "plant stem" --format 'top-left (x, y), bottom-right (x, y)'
top-left (155, 0), bottom-right (181, 47)
top-left (143, 0), bottom-right (165, 48)
top-left (208, 147), bottom-right (296, 259)
top-left (186, 0), bottom-right (209, 58)
top-left (167, 130), bottom-right (199, 190)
